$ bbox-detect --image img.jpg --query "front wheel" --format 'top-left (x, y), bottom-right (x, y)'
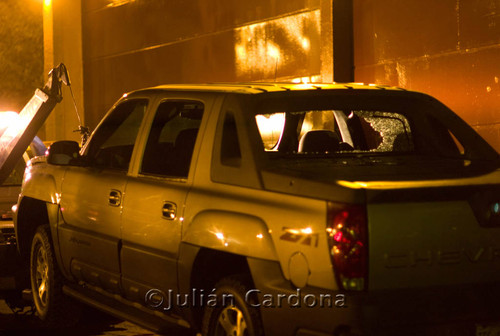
top-left (30, 225), bottom-right (79, 326)
top-left (202, 276), bottom-right (264, 336)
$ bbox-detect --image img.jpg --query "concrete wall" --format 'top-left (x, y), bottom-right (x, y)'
top-left (354, 0), bottom-right (500, 152)
top-left (45, 0), bottom-right (500, 153)
top-left (81, 0), bottom-right (325, 129)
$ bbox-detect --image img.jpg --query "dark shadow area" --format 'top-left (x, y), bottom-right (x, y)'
top-left (0, 302), bottom-right (168, 336)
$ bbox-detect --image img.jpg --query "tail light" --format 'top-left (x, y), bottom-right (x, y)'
top-left (326, 202), bottom-right (368, 291)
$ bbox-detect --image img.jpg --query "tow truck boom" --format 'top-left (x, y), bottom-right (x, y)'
top-left (0, 63), bottom-right (70, 185)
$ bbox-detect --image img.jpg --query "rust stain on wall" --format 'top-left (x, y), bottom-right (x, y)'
top-left (234, 10), bottom-right (321, 80)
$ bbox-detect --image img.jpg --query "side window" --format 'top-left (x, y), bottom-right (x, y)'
top-left (211, 102), bottom-right (262, 189)
top-left (220, 112), bottom-right (241, 167)
top-left (86, 99), bottom-right (147, 171)
top-left (141, 100), bottom-right (204, 178)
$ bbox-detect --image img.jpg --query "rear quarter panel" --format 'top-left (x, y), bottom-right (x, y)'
top-left (182, 93), bottom-right (337, 290)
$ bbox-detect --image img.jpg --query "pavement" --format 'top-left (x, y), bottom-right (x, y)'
top-left (0, 300), bottom-right (161, 336)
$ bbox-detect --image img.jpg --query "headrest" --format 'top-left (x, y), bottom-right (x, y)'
top-left (298, 130), bottom-right (340, 153)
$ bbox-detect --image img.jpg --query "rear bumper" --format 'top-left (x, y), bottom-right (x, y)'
top-left (248, 258), bottom-right (500, 336)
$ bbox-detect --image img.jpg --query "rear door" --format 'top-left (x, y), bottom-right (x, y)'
top-left (58, 98), bottom-right (148, 293)
top-left (120, 97), bottom-right (209, 306)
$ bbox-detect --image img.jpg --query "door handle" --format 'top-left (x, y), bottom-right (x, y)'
top-left (109, 190), bottom-right (122, 207)
top-left (162, 202), bottom-right (177, 220)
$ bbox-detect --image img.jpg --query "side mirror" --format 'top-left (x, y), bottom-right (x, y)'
top-left (47, 141), bottom-right (81, 166)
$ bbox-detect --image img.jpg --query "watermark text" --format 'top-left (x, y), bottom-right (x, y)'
top-left (144, 288), bottom-right (347, 311)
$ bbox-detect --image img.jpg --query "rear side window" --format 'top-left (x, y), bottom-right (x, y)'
top-left (141, 100), bottom-right (204, 178)
top-left (220, 112), bottom-right (242, 167)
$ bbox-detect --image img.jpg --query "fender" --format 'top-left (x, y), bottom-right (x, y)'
top-left (183, 210), bottom-right (278, 261)
top-left (21, 161), bottom-right (64, 205)
top-left (15, 162), bottom-right (73, 279)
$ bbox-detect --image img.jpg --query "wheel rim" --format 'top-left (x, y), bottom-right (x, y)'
top-left (215, 305), bottom-right (248, 336)
top-left (34, 241), bottom-right (49, 307)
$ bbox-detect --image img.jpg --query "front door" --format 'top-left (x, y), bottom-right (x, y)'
top-left (58, 99), bottom-right (148, 293)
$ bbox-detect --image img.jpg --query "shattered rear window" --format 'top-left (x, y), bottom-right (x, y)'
top-left (356, 111), bottom-right (413, 152)
top-left (249, 90), bottom-right (498, 179)
top-left (255, 109), bottom-right (414, 155)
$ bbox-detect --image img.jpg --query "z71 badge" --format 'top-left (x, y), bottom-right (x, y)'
top-left (280, 227), bottom-right (320, 247)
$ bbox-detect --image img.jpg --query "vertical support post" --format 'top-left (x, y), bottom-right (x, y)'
top-left (321, 0), bottom-right (334, 83)
top-left (332, 0), bottom-right (354, 82)
top-left (43, 0), bottom-right (85, 142)
top-left (41, 0), bottom-right (54, 141)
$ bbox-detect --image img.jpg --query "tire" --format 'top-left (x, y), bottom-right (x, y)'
top-left (30, 225), bottom-right (79, 327)
top-left (202, 276), bottom-right (264, 336)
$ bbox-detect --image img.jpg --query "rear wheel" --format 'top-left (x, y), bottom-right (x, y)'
top-left (202, 276), bottom-right (264, 336)
top-left (30, 225), bottom-right (79, 326)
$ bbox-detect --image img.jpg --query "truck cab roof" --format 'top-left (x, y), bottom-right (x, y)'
top-left (130, 82), bottom-right (407, 96)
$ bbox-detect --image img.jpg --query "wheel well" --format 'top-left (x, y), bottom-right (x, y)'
top-left (189, 248), bottom-right (254, 330)
top-left (16, 197), bottom-right (49, 262)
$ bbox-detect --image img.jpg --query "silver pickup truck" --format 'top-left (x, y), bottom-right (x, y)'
top-left (14, 83), bottom-right (500, 336)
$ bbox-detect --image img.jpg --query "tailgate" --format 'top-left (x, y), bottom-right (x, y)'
top-left (367, 182), bottom-right (500, 290)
